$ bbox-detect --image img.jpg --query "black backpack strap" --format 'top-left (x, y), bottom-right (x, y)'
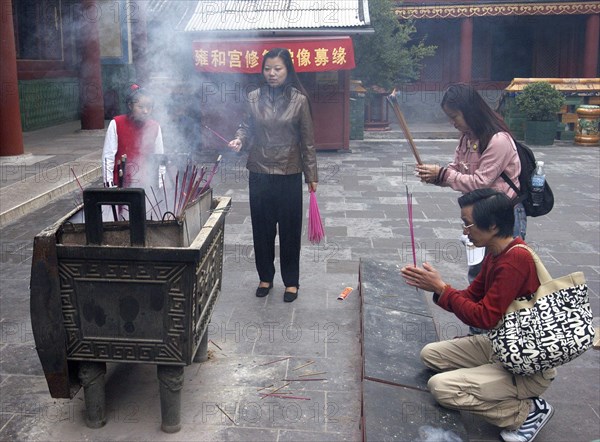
top-left (501, 136), bottom-right (524, 199)
top-left (500, 171), bottom-right (520, 195)
top-left (501, 171), bottom-right (527, 204)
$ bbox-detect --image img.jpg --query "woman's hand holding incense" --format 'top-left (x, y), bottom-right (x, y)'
top-left (401, 262), bottom-right (446, 294)
top-left (415, 164), bottom-right (441, 184)
top-left (228, 138), bottom-right (242, 152)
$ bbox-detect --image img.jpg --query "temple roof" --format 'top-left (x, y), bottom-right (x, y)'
top-left (149, 0), bottom-right (372, 34)
top-left (392, 1), bottom-right (600, 19)
top-left (505, 78), bottom-right (600, 94)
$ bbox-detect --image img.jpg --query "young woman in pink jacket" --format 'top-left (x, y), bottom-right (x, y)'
top-left (416, 83), bottom-right (525, 239)
top-left (416, 84), bottom-right (525, 334)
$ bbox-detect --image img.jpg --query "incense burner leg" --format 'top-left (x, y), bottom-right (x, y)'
top-left (78, 361), bottom-right (107, 429)
top-left (157, 365), bottom-right (184, 433)
top-left (193, 330), bottom-right (209, 363)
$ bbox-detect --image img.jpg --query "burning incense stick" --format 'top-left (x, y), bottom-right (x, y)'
top-left (387, 91), bottom-right (423, 165)
top-left (200, 155), bottom-right (222, 195)
top-left (203, 124), bottom-right (229, 144)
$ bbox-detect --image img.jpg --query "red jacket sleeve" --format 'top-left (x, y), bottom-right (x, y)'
top-left (436, 245), bottom-right (540, 329)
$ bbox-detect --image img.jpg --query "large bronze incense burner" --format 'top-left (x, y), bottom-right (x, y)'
top-left (30, 187), bottom-right (231, 432)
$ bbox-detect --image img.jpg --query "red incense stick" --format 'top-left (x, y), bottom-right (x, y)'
top-left (258, 357), bottom-right (290, 366)
top-left (200, 155), bottom-right (222, 195)
top-left (70, 167), bottom-right (84, 192)
top-left (281, 378), bottom-right (326, 381)
top-left (406, 185), bottom-right (417, 267)
top-left (203, 124), bottom-right (229, 144)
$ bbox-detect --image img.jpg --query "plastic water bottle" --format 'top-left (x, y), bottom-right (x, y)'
top-left (531, 161), bottom-right (546, 206)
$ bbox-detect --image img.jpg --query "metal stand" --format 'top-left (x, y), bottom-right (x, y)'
top-left (78, 362), bottom-right (107, 428)
top-left (157, 365), bottom-right (184, 433)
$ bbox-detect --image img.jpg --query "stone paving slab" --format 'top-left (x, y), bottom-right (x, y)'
top-left (0, 122), bottom-right (598, 441)
top-left (362, 379), bottom-right (467, 442)
top-left (362, 304), bottom-right (436, 391)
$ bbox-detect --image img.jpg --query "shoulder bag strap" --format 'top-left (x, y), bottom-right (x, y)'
top-left (507, 244), bottom-right (553, 284)
top-left (504, 244), bottom-right (587, 315)
top-left (502, 244), bottom-right (552, 314)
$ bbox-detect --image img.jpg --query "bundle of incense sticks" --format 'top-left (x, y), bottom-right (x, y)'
top-left (166, 155), bottom-right (223, 219)
top-left (406, 185), bottom-right (417, 267)
top-left (174, 162), bottom-right (207, 218)
top-left (386, 91), bottom-right (423, 165)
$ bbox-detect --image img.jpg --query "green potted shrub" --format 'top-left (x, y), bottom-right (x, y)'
top-left (516, 81), bottom-right (565, 145)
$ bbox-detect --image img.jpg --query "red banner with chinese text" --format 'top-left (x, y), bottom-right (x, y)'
top-left (192, 37), bottom-right (355, 73)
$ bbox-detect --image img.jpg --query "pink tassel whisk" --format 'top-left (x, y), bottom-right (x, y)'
top-left (308, 191), bottom-right (325, 244)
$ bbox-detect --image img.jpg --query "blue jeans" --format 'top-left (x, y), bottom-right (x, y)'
top-left (513, 202), bottom-right (527, 240)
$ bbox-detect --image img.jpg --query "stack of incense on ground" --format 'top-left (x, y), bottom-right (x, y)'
top-left (256, 358), bottom-right (328, 400)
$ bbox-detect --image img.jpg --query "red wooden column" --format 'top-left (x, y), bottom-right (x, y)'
top-left (0, 0), bottom-right (24, 156)
top-left (79, 0), bottom-right (105, 130)
top-left (583, 14), bottom-right (599, 78)
top-left (459, 17), bottom-right (473, 83)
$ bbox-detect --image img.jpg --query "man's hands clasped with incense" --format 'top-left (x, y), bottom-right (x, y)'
top-left (401, 262), bottom-right (448, 294)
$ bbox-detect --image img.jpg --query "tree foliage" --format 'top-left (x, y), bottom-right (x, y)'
top-left (352, 0), bottom-right (436, 90)
top-left (516, 82), bottom-right (565, 121)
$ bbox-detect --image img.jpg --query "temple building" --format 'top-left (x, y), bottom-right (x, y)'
top-left (1, 0), bottom-right (598, 155)
top-left (391, 0), bottom-right (599, 121)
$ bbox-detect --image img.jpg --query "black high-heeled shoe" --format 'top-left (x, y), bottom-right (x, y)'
top-left (255, 282), bottom-right (273, 297)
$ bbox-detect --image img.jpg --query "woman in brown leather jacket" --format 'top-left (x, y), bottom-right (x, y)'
top-left (229, 48), bottom-right (318, 303)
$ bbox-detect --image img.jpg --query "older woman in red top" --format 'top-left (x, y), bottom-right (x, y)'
top-left (102, 84), bottom-right (164, 189)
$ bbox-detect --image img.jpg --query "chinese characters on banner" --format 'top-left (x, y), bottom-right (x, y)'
top-left (192, 37), bottom-right (355, 73)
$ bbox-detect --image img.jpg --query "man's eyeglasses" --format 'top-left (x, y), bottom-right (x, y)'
top-left (462, 222), bottom-right (475, 231)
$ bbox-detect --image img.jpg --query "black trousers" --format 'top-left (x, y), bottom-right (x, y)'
top-left (249, 172), bottom-right (302, 288)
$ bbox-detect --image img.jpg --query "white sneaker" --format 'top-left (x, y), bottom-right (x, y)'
top-left (500, 398), bottom-right (554, 442)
